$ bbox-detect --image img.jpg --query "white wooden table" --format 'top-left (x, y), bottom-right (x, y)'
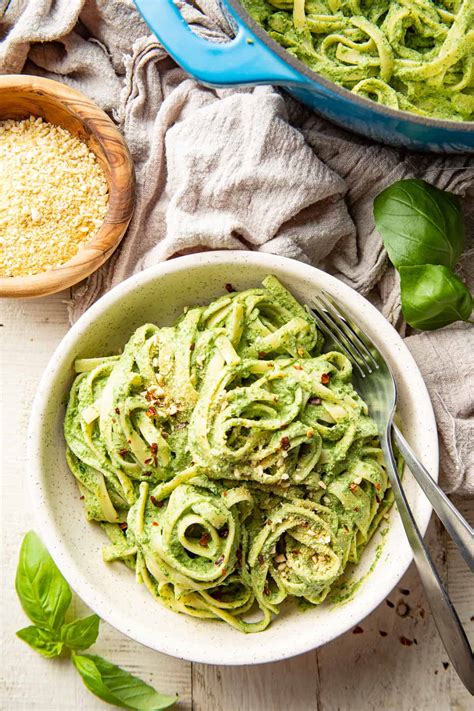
top-left (1, 290), bottom-right (472, 711)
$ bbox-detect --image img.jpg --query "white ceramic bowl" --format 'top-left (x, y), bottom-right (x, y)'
top-left (28, 252), bottom-right (438, 665)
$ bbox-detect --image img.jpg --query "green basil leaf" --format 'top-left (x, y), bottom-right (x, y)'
top-left (400, 264), bottom-right (473, 330)
top-left (374, 179), bottom-right (464, 269)
top-left (72, 654), bottom-right (177, 710)
top-left (16, 625), bottom-right (63, 658)
top-left (15, 531), bottom-right (72, 632)
top-left (61, 614), bottom-right (100, 651)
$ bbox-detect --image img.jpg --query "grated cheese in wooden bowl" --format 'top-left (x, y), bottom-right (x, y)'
top-left (0, 115), bottom-right (109, 277)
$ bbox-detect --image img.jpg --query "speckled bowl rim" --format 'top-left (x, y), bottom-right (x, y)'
top-left (27, 252), bottom-right (438, 665)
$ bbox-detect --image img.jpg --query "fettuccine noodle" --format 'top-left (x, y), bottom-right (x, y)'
top-left (65, 276), bottom-right (393, 632)
top-left (241, 0), bottom-right (474, 121)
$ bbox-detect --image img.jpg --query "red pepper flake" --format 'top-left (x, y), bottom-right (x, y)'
top-left (221, 568), bottom-right (228, 576)
top-left (354, 506), bottom-right (360, 512)
top-left (375, 482), bottom-right (382, 491)
top-left (225, 283), bottom-right (236, 293)
top-left (115, 407), bottom-right (120, 415)
top-left (146, 406), bottom-right (157, 417)
top-left (258, 554), bottom-right (265, 565)
top-left (144, 458), bottom-right (152, 465)
top-left (293, 364), bottom-right (303, 371)
top-left (400, 588), bottom-right (410, 595)
top-left (79, 495), bottom-right (85, 500)
top-left (263, 584), bottom-right (270, 596)
top-left (349, 483), bottom-right (358, 492)
top-left (119, 522), bottom-right (128, 531)
top-left (309, 397), bottom-right (321, 406)
top-left (150, 443), bottom-right (158, 454)
top-left (119, 448), bottom-right (129, 458)
top-left (258, 351), bottom-right (267, 359)
top-left (152, 522), bottom-right (159, 527)
top-left (145, 391), bottom-right (154, 401)
top-left (442, 662), bottom-right (449, 670)
top-left (352, 626), bottom-right (364, 634)
top-left (199, 533), bottom-right (211, 547)
top-left (190, 343), bottom-right (195, 351)
top-left (386, 600), bottom-right (395, 608)
top-left (150, 495), bottom-right (164, 508)
top-left (379, 630), bottom-right (387, 637)
top-left (292, 549), bottom-right (300, 556)
top-left (281, 436), bottom-right (290, 451)
top-left (400, 636), bottom-right (413, 646)
top-left (215, 555), bottom-right (225, 566)
top-left (321, 373), bottom-right (330, 385)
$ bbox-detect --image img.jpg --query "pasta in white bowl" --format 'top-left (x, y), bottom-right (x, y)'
top-left (28, 252), bottom-right (437, 664)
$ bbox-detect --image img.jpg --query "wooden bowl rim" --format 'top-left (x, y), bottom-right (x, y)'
top-left (0, 75), bottom-right (135, 298)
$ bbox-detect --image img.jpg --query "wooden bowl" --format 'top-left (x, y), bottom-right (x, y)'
top-left (0, 75), bottom-right (135, 298)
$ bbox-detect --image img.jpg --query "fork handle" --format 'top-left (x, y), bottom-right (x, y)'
top-left (392, 424), bottom-right (474, 572)
top-left (382, 432), bottom-right (474, 694)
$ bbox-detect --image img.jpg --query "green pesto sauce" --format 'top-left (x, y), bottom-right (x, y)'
top-left (328, 538), bottom-right (387, 606)
top-left (65, 276), bottom-right (396, 633)
top-left (241, 0), bottom-right (474, 122)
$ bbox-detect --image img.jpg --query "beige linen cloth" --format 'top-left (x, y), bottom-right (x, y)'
top-left (1, 0), bottom-right (473, 495)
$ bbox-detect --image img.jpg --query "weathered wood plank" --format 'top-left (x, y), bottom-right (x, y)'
top-left (192, 650), bottom-right (319, 711)
top-left (444, 496), bottom-right (473, 711)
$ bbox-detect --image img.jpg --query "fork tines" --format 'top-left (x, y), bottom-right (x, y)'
top-left (309, 291), bottom-right (379, 378)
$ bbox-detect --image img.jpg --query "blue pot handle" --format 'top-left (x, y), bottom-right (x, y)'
top-left (134, 0), bottom-right (305, 86)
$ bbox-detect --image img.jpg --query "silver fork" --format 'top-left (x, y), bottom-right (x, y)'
top-left (309, 290), bottom-right (474, 695)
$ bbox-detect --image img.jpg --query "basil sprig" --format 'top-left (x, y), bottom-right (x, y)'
top-left (15, 532), bottom-right (176, 710)
top-left (374, 179), bottom-right (472, 331)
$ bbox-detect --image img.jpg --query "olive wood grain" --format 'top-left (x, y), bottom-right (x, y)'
top-left (0, 75), bottom-right (135, 298)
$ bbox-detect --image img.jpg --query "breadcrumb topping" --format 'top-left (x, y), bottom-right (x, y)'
top-left (0, 116), bottom-right (109, 277)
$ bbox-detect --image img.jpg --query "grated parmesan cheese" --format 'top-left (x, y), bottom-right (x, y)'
top-left (0, 116), bottom-right (109, 277)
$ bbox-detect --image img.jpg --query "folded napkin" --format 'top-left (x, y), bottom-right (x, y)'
top-left (1, 0), bottom-right (473, 495)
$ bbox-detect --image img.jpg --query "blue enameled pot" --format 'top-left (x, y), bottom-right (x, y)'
top-left (134, 0), bottom-right (474, 153)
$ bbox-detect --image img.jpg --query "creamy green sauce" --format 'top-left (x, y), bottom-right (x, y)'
top-left (241, 0), bottom-right (474, 121)
top-left (64, 276), bottom-right (394, 633)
